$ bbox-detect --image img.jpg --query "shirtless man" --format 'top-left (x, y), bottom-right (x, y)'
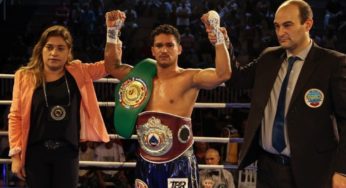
top-left (104, 10), bottom-right (231, 188)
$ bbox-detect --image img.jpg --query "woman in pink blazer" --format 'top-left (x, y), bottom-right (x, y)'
top-left (8, 25), bottom-right (110, 188)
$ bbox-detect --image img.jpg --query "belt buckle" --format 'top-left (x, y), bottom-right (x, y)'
top-left (278, 155), bottom-right (289, 165)
top-left (137, 116), bottom-right (173, 156)
top-left (44, 140), bottom-right (60, 150)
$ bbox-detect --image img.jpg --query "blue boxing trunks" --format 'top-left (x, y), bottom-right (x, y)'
top-left (135, 111), bottom-right (199, 188)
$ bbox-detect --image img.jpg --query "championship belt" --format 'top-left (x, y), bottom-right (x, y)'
top-left (136, 111), bottom-right (194, 163)
top-left (114, 58), bottom-right (157, 138)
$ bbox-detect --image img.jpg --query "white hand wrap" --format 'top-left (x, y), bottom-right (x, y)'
top-left (208, 10), bottom-right (225, 45)
top-left (106, 19), bottom-right (124, 44)
top-left (107, 27), bottom-right (118, 44)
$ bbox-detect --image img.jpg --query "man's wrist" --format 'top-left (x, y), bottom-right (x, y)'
top-left (107, 27), bottom-right (119, 44)
top-left (214, 29), bottom-right (225, 45)
top-left (225, 37), bottom-right (231, 49)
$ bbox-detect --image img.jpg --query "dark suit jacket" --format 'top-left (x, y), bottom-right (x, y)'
top-left (236, 43), bottom-right (346, 188)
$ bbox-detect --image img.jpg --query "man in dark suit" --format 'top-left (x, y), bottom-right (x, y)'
top-left (205, 0), bottom-right (346, 187)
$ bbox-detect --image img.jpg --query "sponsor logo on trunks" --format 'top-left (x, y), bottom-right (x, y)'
top-left (168, 178), bottom-right (188, 188)
top-left (119, 77), bottom-right (148, 109)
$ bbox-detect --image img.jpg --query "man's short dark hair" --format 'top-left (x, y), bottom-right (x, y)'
top-left (150, 24), bottom-right (181, 46)
top-left (282, 0), bottom-right (313, 24)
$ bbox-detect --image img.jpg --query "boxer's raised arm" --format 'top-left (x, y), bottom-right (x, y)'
top-left (104, 10), bottom-right (132, 80)
top-left (192, 11), bottom-right (231, 89)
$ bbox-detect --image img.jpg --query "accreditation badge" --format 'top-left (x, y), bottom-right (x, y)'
top-left (304, 88), bottom-right (324, 108)
top-left (118, 77), bottom-right (148, 109)
top-left (48, 105), bottom-right (70, 121)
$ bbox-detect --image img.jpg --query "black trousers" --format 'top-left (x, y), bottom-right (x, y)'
top-left (25, 142), bottom-right (79, 188)
top-left (257, 150), bottom-right (297, 188)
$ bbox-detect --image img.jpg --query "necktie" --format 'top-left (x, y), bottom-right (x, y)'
top-left (272, 56), bottom-right (299, 152)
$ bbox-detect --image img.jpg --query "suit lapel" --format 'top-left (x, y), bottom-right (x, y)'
top-left (288, 44), bottom-right (320, 111)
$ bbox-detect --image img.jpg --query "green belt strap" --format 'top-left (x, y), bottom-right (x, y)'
top-left (113, 58), bottom-right (157, 138)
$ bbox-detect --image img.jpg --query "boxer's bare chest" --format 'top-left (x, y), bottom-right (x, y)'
top-left (146, 74), bottom-right (197, 115)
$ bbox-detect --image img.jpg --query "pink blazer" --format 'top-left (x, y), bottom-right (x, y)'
top-left (8, 60), bottom-right (110, 168)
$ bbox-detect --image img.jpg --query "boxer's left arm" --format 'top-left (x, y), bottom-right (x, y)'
top-left (192, 11), bottom-right (231, 89)
top-left (104, 10), bottom-right (132, 80)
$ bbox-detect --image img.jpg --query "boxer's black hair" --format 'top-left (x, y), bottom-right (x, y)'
top-left (150, 24), bottom-right (181, 46)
